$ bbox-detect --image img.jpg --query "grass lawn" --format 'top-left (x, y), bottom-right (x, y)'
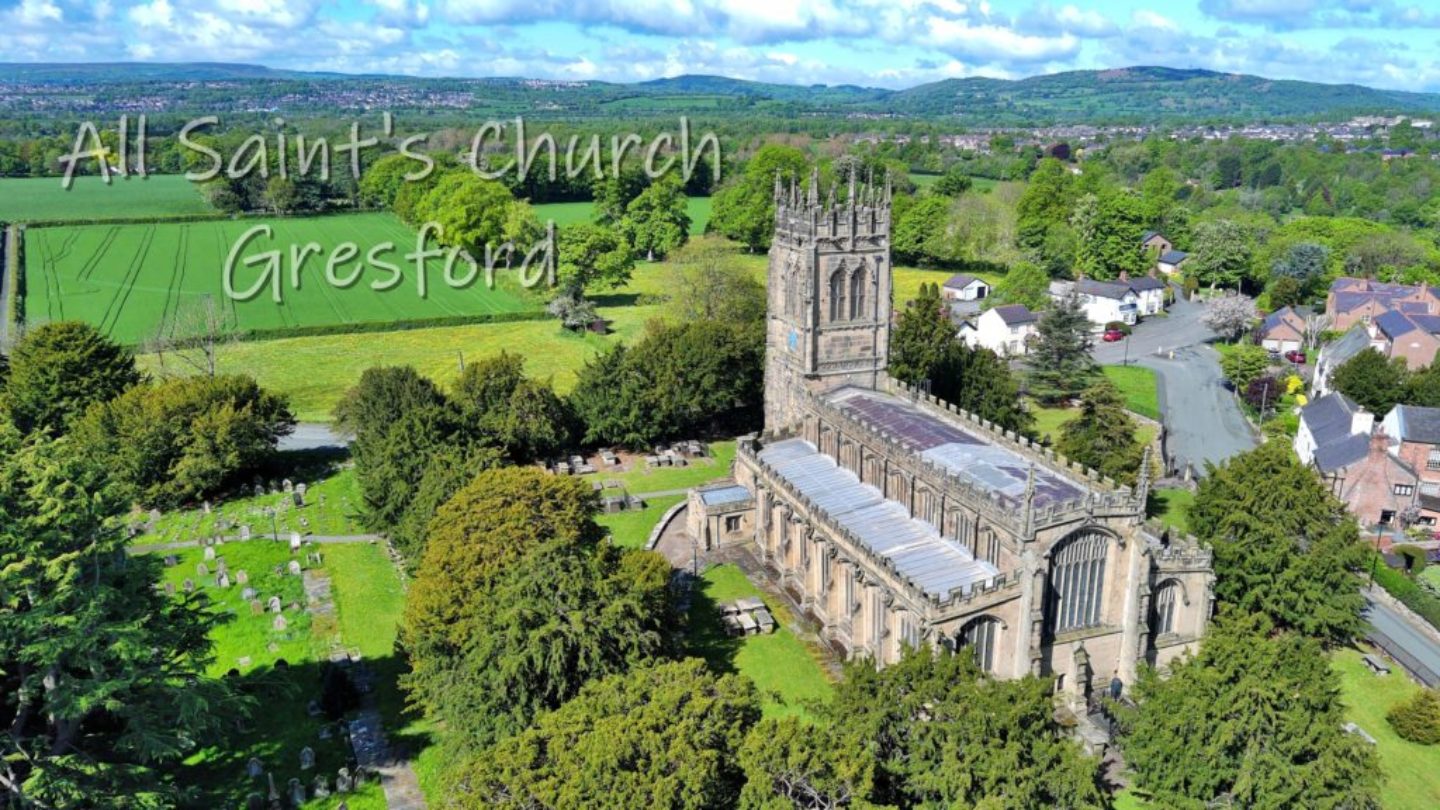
top-left (595, 494), bottom-right (684, 549)
top-left (580, 440), bottom-right (737, 493)
top-left (25, 212), bottom-right (539, 345)
top-left (893, 264), bottom-right (1005, 307)
top-left (133, 459), bottom-right (364, 546)
top-left (1030, 404), bottom-right (1157, 449)
top-left (1102, 365), bottom-right (1161, 421)
top-left (0, 174), bottom-right (212, 222)
top-left (686, 564), bottom-right (834, 719)
top-left (1150, 488), bottom-right (1194, 534)
top-left (1333, 647), bottom-right (1440, 810)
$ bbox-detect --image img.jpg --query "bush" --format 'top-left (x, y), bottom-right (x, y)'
top-left (1394, 544), bottom-right (1429, 573)
top-left (1387, 689), bottom-right (1440, 745)
top-left (1104, 320), bottom-right (1131, 335)
top-left (1372, 558), bottom-right (1440, 631)
top-left (1243, 375), bottom-right (1283, 412)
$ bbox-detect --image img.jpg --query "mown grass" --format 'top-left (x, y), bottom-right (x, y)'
top-left (1102, 365), bottom-right (1161, 421)
top-left (595, 494), bottom-right (685, 549)
top-left (686, 564), bottom-right (834, 719)
top-left (1150, 488), bottom-right (1194, 534)
top-left (579, 440), bottom-right (737, 493)
top-left (0, 174), bottom-right (212, 222)
top-left (1333, 648), bottom-right (1440, 810)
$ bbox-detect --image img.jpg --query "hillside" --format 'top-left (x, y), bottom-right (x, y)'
top-left (3, 62), bottom-right (1439, 123)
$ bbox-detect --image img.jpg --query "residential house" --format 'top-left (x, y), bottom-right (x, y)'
top-left (958, 304), bottom-right (1039, 356)
top-left (1259, 306), bottom-right (1307, 353)
top-left (1312, 326), bottom-right (1373, 397)
top-left (1295, 392), bottom-right (1373, 467)
top-left (1371, 310), bottom-right (1440, 370)
top-left (1296, 393), bottom-right (1416, 526)
top-left (942, 274), bottom-right (990, 303)
top-left (1156, 249), bottom-right (1190, 276)
top-left (1129, 275), bottom-right (1168, 316)
top-left (1381, 404), bottom-right (1440, 525)
top-left (1050, 275), bottom-right (1164, 327)
top-left (1139, 231), bottom-right (1172, 255)
top-left (1325, 277), bottom-right (1440, 332)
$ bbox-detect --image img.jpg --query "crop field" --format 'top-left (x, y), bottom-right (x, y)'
top-left (24, 213), bottom-right (539, 344)
top-left (0, 174), bottom-right (212, 222)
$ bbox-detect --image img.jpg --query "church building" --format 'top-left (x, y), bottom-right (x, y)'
top-left (690, 170), bottom-right (1213, 705)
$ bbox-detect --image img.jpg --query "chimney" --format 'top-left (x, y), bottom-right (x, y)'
top-left (1353, 408), bottom-right (1375, 437)
top-left (1119, 270), bottom-right (1130, 283)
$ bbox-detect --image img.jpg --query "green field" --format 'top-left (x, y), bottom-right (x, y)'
top-left (25, 212), bottom-right (539, 344)
top-left (533, 195), bottom-right (712, 235)
top-left (0, 174), bottom-right (212, 223)
top-left (1333, 648), bottom-right (1440, 810)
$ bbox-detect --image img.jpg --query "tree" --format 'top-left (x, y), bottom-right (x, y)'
top-left (1218, 342), bottom-right (1270, 389)
top-left (1387, 688), bottom-right (1440, 745)
top-left (4, 321), bottom-right (141, 436)
top-left (0, 424), bottom-right (243, 806)
top-left (73, 374), bottom-right (295, 508)
top-left (1331, 348), bottom-right (1410, 415)
top-left (1190, 441), bottom-right (1368, 644)
top-left (359, 152), bottom-right (419, 208)
top-left (402, 468), bottom-right (672, 755)
top-left (1201, 294), bottom-right (1258, 342)
top-left (413, 170), bottom-right (517, 257)
top-left (452, 351), bottom-right (573, 462)
top-left (619, 174), bottom-right (690, 260)
top-left (1070, 191), bottom-right (1148, 280)
top-left (710, 145), bottom-right (809, 251)
top-left (1027, 294), bottom-right (1097, 405)
top-left (888, 283), bottom-right (958, 387)
top-left (1242, 375), bottom-right (1283, 414)
top-left (389, 443), bottom-right (500, 563)
top-left (147, 295), bottom-right (237, 378)
top-left (1188, 220), bottom-right (1253, 288)
top-left (547, 284), bottom-right (601, 331)
top-left (1056, 380), bottom-right (1145, 485)
top-left (814, 646), bottom-right (1109, 808)
top-left (932, 164), bottom-right (973, 197)
top-left (1016, 158), bottom-right (1078, 251)
top-left (1117, 614), bottom-right (1380, 810)
top-left (448, 659), bottom-right (759, 809)
top-left (1406, 362), bottom-right (1440, 407)
top-left (739, 716), bottom-right (877, 810)
top-left (665, 237), bottom-right (766, 324)
top-left (1267, 276), bottom-right (1304, 310)
top-left (990, 261), bottom-right (1051, 311)
top-left (891, 195), bottom-right (951, 266)
top-left (556, 223), bottom-right (635, 293)
top-left (1270, 242), bottom-right (1329, 291)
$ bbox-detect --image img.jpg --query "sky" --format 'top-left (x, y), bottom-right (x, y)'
top-left (3, 0), bottom-right (1440, 91)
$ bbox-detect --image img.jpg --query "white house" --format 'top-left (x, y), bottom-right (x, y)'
top-left (1156, 249), bottom-right (1189, 276)
top-left (942, 274), bottom-right (990, 302)
top-left (1129, 276), bottom-right (1167, 316)
top-left (1311, 327), bottom-right (1373, 398)
top-left (959, 304), bottom-right (1039, 356)
top-left (1294, 392), bottom-right (1372, 467)
top-left (1051, 279), bottom-right (1138, 326)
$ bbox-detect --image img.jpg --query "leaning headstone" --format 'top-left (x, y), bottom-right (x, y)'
top-left (335, 768), bottom-right (353, 793)
top-left (182, 578), bottom-right (195, 593)
top-left (246, 757), bottom-right (264, 778)
top-left (288, 560), bottom-right (302, 576)
top-left (236, 569), bottom-right (249, 585)
top-left (163, 554), bottom-right (178, 567)
top-left (268, 596), bottom-right (282, 613)
top-left (272, 614), bottom-right (288, 632)
top-left (311, 774), bottom-right (330, 799)
top-left (299, 746), bottom-right (315, 770)
top-left (283, 479), bottom-right (294, 493)
top-left (241, 524), bottom-right (252, 540)
top-left (163, 582), bottom-right (175, 596)
top-left (288, 778), bottom-right (305, 806)
top-left (196, 562), bottom-right (209, 577)
top-left (217, 572), bottom-right (231, 588)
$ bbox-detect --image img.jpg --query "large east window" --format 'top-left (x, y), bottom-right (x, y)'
top-left (1046, 530), bottom-right (1109, 635)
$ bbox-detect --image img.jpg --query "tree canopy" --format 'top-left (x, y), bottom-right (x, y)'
top-left (1027, 294), bottom-right (1098, 405)
top-left (4, 321), bottom-right (141, 436)
top-left (1056, 380), bottom-right (1144, 485)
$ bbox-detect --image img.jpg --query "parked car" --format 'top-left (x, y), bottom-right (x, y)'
top-left (1284, 349), bottom-right (1307, 364)
top-left (1102, 329), bottom-right (1126, 343)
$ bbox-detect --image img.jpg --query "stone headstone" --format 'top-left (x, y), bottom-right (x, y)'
top-left (254, 482), bottom-right (265, 497)
top-left (299, 746), bottom-right (315, 770)
top-left (272, 614), bottom-right (288, 632)
top-left (268, 596), bottom-right (282, 613)
top-left (246, 757), bottom-right (264, 778)
top-left (241, 524), bottom-right (252, 540)
top-left (217, 572), bottom-right (231, 588)
top-left (216, 559), bottom-right (228, 576)
top-left (311, 774), bottom-right (330, 799)
top-left (288, 777), bottom-right (305, 806)
top-left (148, 508), bottom-right (162, 524)
top-left (318, 724), bottom-right (333, 740)
top-left (163, 554), bottom-right (178, 567)
top-left (182, 578), bottom-right (195, 593)
top-left (307, 699), bottom-right (323, 717)
top-left (283, 479), bottom-right (294, 493)
top-left (203, 500), bottom-right (212, 514)
top-left (293, 491), bottom-right (304, 507)
top-left (196, 562), bottom-right (209, 577)
top-left (236, 569), bottom-right (249, 585)
top-left (250, 599), bottom-right (263, 614)
top-left (290, 532), bottom-right (302, 552)
top-left (242, 586), bottom-right (256, 600)
top-left (336, 768), bottom-right (352, 793)
top-left (288, 560), bottom-right (302, 576)
top-left (237, 655), bottom-right (252, 668)
top-left (245, 792), bottom-right (263, 810)
top-left (163, 581), bottom-right (175, 596)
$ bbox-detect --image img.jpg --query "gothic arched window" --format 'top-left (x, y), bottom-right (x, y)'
top-left (1152, 579), bottom-right (1181, 637)
top-left (957, 615), bottom-right (1002, 672)
top-left (849, 266), bottom-right (867, 320)
top-left (829, 269), bottom-right (847, 322)
top-left (1045, 529), bottom-right (1110, 636)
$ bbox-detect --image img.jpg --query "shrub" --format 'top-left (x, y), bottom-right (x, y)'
top-left (1243, 375), bottom-right (1283, 412)
top-left (1387, 689), bottom-right (1440, 745)
top-left (1104, 320), bottom-right (1132, 335)
top-left (1394, 544), bottom-right (1429, 574)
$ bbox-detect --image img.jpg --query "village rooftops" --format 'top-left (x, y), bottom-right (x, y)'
top-left (1321, 326), bottom-right (1373, 368)
top-left (943, 273), bottom-right (982, 290)
top-left (1386, 404), bottom-right (1440, 445)
top-left (756, 437), bottom-right (1001, 599)
top-left (992, 304), bottom-right (1038, 326)
top-left (1075, 279), bottom-right (1137, 300)
top-left (823, 386), bottom-right (1086, 508)
top-left (1158, 249), bottom-right (1189, 264)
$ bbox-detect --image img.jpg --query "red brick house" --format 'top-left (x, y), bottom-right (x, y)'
top-left (1326, 278), bottom-right (1440, 333)
top-left (1381, 404), bottom-right (1440, 524)
top-left (1259, 306), bottom-right (1308, 353)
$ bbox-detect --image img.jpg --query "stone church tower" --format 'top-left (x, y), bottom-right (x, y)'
top-left (764, 169), bottom-right (893, 431)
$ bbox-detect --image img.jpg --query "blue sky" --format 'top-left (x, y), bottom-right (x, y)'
top-left (3, 0), bottom-right (1440, 90)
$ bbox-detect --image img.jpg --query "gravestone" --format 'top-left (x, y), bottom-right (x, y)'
top-left (246, 757), bottom-right (264, 778)
top-left (352, 767), bottom-right (366, 788)
top-left (250, 599), bottom-right (263, 614)
top-left (163, 555), bottom-right (178, 567)
top-left (216, 559), bottom-right (228, 576)
top-left (196, 562), bottom-right (209, 577)
top-left (290, 533), bottom-right (302, 551)
top-left (283, 479), bottom-right (293, 493)
top-left (288, 560), bottom-right (302, 576)
top-left (254, 483), bottom-right (265, 498)
top-left (203, 500), bottom-right (212, 514)
top-left (242, 586), bottom-right (256, 600)
top-left (299, 746), bottom-right (315, 770)
top-left (182, 578), bottom-right (195, 593)
top-left (288, 778), bottom-right (305, 806)
top-left (241, 524), bottom-right (252, 540)
top-left (272, 614), bottom-right (288, 632)
top-left (307, 699), bottom-right (323, 717)
top-left (148, 508), bottom-right (162, 525)
top-left (311, 774), bottom-right (330, 799)
top-left (268, 596), bottom-right (282, 613)
top-left (293, 491), bottom-right (304, 507)
top-left (163, 582), bottom-right (175, 596)
top-left (335, 768), bottom-right (352, 793)
top-left (307, 552), bottom-right (323, 566)
top-left (237, 655), bottom-right (251, 668)
top-left (236, 570), bottom-right (249, 585)
top-left (217, 572), bottom-right (231, 588)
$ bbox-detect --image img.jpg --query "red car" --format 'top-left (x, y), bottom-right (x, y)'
top-left (1284, 349), bottom-right (1307, 364)
top-left (1102, 329), bottom-right (1126, 342)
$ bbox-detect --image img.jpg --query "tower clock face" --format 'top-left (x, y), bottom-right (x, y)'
top-left (788, 329), bottom-right (800, 352)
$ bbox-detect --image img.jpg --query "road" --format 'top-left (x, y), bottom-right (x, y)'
top-left (0, 224), bottom-right (12, 348)
top-left (279, 423), bottom-right (350, 452)
top-left (1364, 592), bottom-right (1440, 686)
top-left (1092, 292), bottom-right (1257, 476)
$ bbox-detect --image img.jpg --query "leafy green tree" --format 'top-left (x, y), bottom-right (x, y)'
top-left (557, 223), bottom-right (635, 293)
top-left (1387, 688), bottom-right (1440, 745)
top-left (619, 174), bottom-right (690, 260)
top-left (1270, 242), bottom-right (1329, 292)
top-left (1056, 380), bottom-right (1144, 485)
top-left (990, 261), bottom-right (1051, 311)
top-left (710, 145), bottom-right (808, 251)
top-left (1027, 295), bottom-right (1097, 405)
top-left (359, 152), bottom-right (419, 208)
top-left (1117, 614), bottom-right (1380, 810)
top-left (592, 166), bottom-right (650, 226)
top-left (1188, 220), bottom-right (1253, 288)
top-left (451, 351), bottom-right (573, 462)
top-left (1267, 276), bottom-right (1305, 310)
top-left (819, 646), bottom-right (1109, 808)
top-left (413, 170), bottom-right (517, 257)
top-left (73, 374), bottom-right (295, 508)
top-left (933, 165), bottom-right (973, 197)
top-left (389, 443), bottom-right (500, 563)
top-left (1190, 441), bottom-right (1368, 644)
top-left (1218, 343), bottom-right (1271, 390)
top-left (1406, 362), bottom-right (1440, 408)
top-left (402, 468), bottom-right (671, 755)
top-left (1071, 191), bottom-right (1148, 280)
top-left (1331, 348), bottom-right (1410, 415)
top-left (4, 321), bottom-right (141, 436)
top-left (665, 237), bottom-right (766, 324)
top-left (891, 194), bottom-right (952, 266)
top-left (1016, 158), bottom-right (1078, 251)
top-left (739, 716), bottom-right (877, 810)
top-left (888, 283), bottom-right (957, 387)
top-left (0, 424), bottom-right (243, 807)
top-left (448, 659), bottom-right (759, 809)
